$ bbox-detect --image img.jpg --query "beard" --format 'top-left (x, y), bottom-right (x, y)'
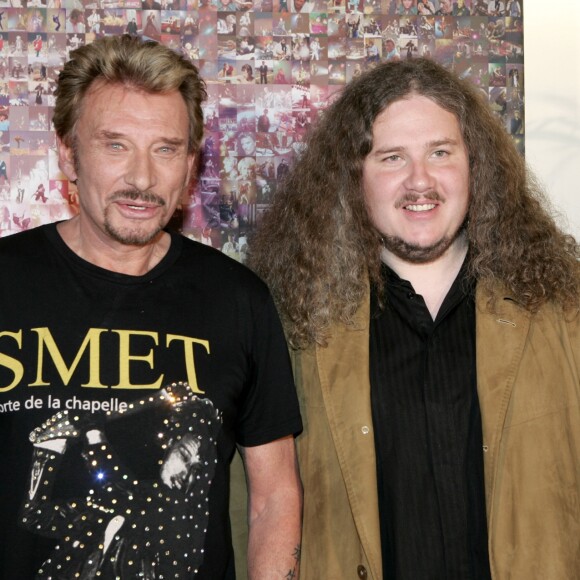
top-left (382, 219), bottom-right (468, 264)
top-left (381, 190), bottom-right (468, 263)
top-left (104, 190), bottom-right (167, 246)
top-left (104, 219), bottom-right (163, 246)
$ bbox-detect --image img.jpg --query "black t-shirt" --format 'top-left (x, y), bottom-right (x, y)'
top-left (0, 223), bottom-right (301, 579)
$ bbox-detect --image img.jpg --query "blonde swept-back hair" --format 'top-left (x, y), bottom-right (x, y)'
top-left (53, 35), bottom-right (207, 154)
top-left (249, 58), bottom-right (579, 348)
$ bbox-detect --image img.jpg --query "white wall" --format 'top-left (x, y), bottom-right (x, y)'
top-left (524, 1), bottom-right (580, 239)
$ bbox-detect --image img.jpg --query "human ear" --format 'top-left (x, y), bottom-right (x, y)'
top-left (56, 136), bottom-right (78, 183)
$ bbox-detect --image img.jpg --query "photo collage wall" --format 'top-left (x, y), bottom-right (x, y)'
top-left (0, 0), bottom-right (524, 261)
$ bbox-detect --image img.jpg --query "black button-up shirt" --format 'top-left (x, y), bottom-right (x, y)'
top-left (370, 263), bottom-right (491, 580)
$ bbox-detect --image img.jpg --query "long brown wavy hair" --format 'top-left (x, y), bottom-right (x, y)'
top-left (249, 58), bottom-right (579, 348)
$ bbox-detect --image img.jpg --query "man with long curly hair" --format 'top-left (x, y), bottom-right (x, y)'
top-left (249, 58), bottom-right (579, 579)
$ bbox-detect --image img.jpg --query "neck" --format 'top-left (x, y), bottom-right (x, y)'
top-left (57, 217), bottom-right (171, 276)
top-left (381, 233), bottom-right (469, 320)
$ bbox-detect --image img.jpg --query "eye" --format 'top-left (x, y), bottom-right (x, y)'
top-left (382, 154), bottom-right (401, 162)
top-left (432, 149), bottom-right (449, 158)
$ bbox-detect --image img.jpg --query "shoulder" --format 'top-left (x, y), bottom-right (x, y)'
top-left (175, 233), bottom-right (272, 297)
top-left (0, 223), bottom-right (52, 259)
top-left (476, 280), bottom-right (580, 344)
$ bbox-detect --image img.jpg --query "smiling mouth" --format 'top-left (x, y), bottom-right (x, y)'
top-left (405, 203), bottom-right (437, 212)
top-left (114, 200), bottom-right (163, 217)
top-left (124, 203), bottom-right (152, 211)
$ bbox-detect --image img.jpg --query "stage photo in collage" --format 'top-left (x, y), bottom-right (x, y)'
top-left (0, 0), bottom-right (524, 260)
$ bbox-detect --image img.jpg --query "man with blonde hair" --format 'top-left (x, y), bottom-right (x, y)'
top-left (0, 35), bottom-right (302, 579)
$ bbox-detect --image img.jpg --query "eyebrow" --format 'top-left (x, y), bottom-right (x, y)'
top-left (97, 130), bottom-right (187, 147)
top-left (371, 138), bottom-right (462, 156)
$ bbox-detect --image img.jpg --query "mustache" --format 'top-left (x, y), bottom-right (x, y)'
top-left (395, 191), bottom-right (444, 209)
top-left (108, 190), bottom-right (166, 206)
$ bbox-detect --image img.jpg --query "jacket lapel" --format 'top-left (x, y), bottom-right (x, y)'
top-left (475, 286), bottom-right (531, 519)
top-left (316, 294), bottom-right (382, 578)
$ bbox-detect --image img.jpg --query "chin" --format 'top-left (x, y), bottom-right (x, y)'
top-left (384, 234), bottom-right (455, 264)
top-left (105, 224), bottom-right (164, 246)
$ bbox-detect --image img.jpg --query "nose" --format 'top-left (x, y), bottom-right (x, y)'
top-left (124, 149), bottom-right (157, 192)
top-left (403, 159), bottom-right (434, 193)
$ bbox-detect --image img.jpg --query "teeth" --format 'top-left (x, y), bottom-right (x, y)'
top-left (128, 205), bottom-right (147, 210)
top-left (406, 203), bottom-right (436, 212)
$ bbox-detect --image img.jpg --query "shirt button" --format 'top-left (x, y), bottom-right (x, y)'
top-left (357, 565), bottom-right (368, 578)
top-left (361, 426), bottom-right (369, 435)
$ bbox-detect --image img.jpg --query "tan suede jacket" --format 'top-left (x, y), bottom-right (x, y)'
top-left (292, 284), bottom-right (580, 579)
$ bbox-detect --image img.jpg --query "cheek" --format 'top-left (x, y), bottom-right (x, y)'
top-left (364, 170), bottom-right (397, 206)
top-left (365, 187), bottom-right (392, 225)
